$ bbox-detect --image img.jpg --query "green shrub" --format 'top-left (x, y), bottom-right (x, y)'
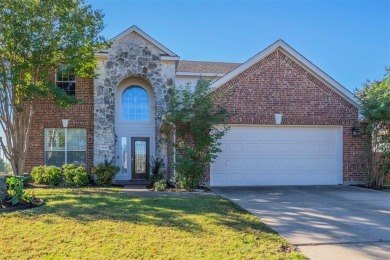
top-left (22, 173), bottom-right (32, 184)
top-left (91, 163), bottom-right (120, 186)
top-left (31, 166), bottom-right (46, 183)
top-left (62, 164), bottom-right (89, 186)
top-left (166, 80), bottom-right (229, 190)
top-left (5, 176), bottom-right (31, 205)
top-left (14, 173), bottom-right (32, 185)
top-left (44, 166), bottom-right (63, 185)
top-left (148, 157), bottom-right (165, 188)
top-left (31, 165), bottom-right (62, 185)
top-left (73, 172), bottom-right (89, 186)
top-left (174, 149), bottom-right (206, 190)
top-left (150, 157), bottom-right (165, 176)
top-left (60, 179), bottom-right (74, 187)
top-left (62, 163), bottom-right (77, 179)
top-left (153, 179), bottom-right (167, 191)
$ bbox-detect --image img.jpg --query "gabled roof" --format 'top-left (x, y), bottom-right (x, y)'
top-left (177, 60), bottom-right (241, 75)
top-left (99, 25), bottom-right (178, 58)
top-left (210, 40), bottom-right (359, 108)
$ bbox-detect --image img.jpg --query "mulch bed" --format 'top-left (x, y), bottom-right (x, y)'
top-left (1, 198), bottom-right (45, 213)
top-left (1, 204), bottom-right (35, 213)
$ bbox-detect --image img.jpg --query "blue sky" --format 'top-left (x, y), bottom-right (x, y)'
top-left (88, 0), bottom-right (390, 92)
top-left (0, 0), bottom-right (389, 141)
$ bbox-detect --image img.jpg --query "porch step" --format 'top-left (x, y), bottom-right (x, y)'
top-left (115, 179), bottom-right (150, 186)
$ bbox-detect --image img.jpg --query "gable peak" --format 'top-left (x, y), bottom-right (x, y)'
top-left (111, 25), bottom-right (178, 57)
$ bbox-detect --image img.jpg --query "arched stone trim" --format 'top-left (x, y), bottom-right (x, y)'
top-left (93, 32), bottom-right (176, 166)
top-left (115, 77), bottom-right (156, 125)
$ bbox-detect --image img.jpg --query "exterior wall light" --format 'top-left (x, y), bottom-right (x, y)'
top-left (275, 113), bottom-right (282, 125)
top-left (351, 126), bottom-right (359, 137)
top-left (62, 119), bottom-right (69, 128)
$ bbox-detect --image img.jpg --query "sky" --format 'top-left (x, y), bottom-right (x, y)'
top-left (0, 0), bottom-right (389, 141)
top-left (88, 0), bottom-right (390, 92)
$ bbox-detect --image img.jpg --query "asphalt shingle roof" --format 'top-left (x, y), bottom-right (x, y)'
top-left (177, 60), bottom-right (241, 74)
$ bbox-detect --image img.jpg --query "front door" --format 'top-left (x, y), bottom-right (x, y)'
top-left (131, 137), bottom-right (149, 179)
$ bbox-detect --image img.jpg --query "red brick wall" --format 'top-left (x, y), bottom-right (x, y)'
top-left (25, 78), bottom-right (94, 173)
top-left (212, 49), bottom-right (365, 183)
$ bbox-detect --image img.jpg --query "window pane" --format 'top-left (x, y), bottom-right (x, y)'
top-left (56, 66), bottom-right (76, 96)
top-left (45, 151), bottom-right (65, 167)
top-left (121, 137), bottom-right (128, 173)
top-left (67, 151), bottom-right (86, 165)
top-left (134, 140), bottom-right (147, 174)
top-left (44, 128), bottom-right (87, 166)
top-left (121, 86), bottom-right (149, 121)
top-left (45, 129), bottom-right (65, 151)
top-left (67, 129), bottom-right (86, 151)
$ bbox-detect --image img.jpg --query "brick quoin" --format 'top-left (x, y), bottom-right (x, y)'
top-left (210, 49), bottom-right (365, 183)
top-left (25, 78), bottom-right (94, 173)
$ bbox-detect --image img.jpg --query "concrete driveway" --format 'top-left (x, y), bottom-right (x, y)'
top-left (212, 186), bottom-right (390, 260)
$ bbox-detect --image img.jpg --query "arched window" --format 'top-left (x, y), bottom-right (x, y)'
top-left (121, 86), bottom-right (149, 121)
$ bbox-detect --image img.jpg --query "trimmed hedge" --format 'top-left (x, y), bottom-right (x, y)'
top-left (31, 164), bottom-right (89, 186)
top-left (91, 163), bottom-right (119, 186)
top-left (31, 165), bottom-right (62, 185)
top-left (62, 164), bottom-right (89, 186)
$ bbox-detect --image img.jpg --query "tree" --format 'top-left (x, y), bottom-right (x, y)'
top-left (0, 0), bottom-right (108, 175)
top-left (165, 80), bottom-right (230, 190)
top-left (355, 68), bottom-right (390, 187)
top-left (0, 158), bottom-right (6, 172)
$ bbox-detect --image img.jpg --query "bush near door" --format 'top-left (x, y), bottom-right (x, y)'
top-left (91, 163), bottom-right (120, 186)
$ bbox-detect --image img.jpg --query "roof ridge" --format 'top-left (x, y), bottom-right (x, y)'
top-left (179, 60), bottom-right (242, 64)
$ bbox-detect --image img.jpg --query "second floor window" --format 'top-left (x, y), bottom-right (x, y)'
top-left (56, 66), bottom-right (76, 96)
top-left (121, 86), bottom-right (149, 121)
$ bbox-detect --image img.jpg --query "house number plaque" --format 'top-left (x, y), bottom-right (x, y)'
top-left (99, 145), bottom-right (109, 151)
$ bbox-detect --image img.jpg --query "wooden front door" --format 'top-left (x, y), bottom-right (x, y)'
top-left (131, 137), bottom-right (149, 179)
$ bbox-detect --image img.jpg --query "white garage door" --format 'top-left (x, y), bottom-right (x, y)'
top-left (210, 125), bottom-right (342, 186)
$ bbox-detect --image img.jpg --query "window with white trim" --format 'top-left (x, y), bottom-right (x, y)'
top-left (44, 128), bottom-right (86, 166)
top-left (56, 66), bottom-right (76, 96)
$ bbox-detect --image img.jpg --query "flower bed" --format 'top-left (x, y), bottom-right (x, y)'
top-left (0, 175), bottom-right (44, 212)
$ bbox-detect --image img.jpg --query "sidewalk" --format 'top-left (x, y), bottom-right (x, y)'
top-left (121, 185), bottom-right (218, 196)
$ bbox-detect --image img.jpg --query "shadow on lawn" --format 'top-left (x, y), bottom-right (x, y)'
top-left (27, 188), bottom-right (276, 236)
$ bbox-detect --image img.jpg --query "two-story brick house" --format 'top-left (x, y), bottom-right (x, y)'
top-left (26, 25), bottom-right (365, 186)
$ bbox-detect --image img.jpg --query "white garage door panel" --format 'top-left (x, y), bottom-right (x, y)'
top-left (210, 126), bottom-right (342, 186)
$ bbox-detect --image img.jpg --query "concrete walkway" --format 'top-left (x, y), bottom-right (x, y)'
top-left (122, 185), bottom-right (217, 196)
top-left (212, 186), bottom-right (390, 260)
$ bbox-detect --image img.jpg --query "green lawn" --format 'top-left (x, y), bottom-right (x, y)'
top-left (0, 188), bottom-right (305, 259)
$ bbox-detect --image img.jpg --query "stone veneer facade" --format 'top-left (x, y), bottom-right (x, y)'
top-left (93, 32), bottom-right (176, 165)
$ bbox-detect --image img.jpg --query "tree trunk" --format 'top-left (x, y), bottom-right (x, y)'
top-left (0, 99), bottom-right (34, 176)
